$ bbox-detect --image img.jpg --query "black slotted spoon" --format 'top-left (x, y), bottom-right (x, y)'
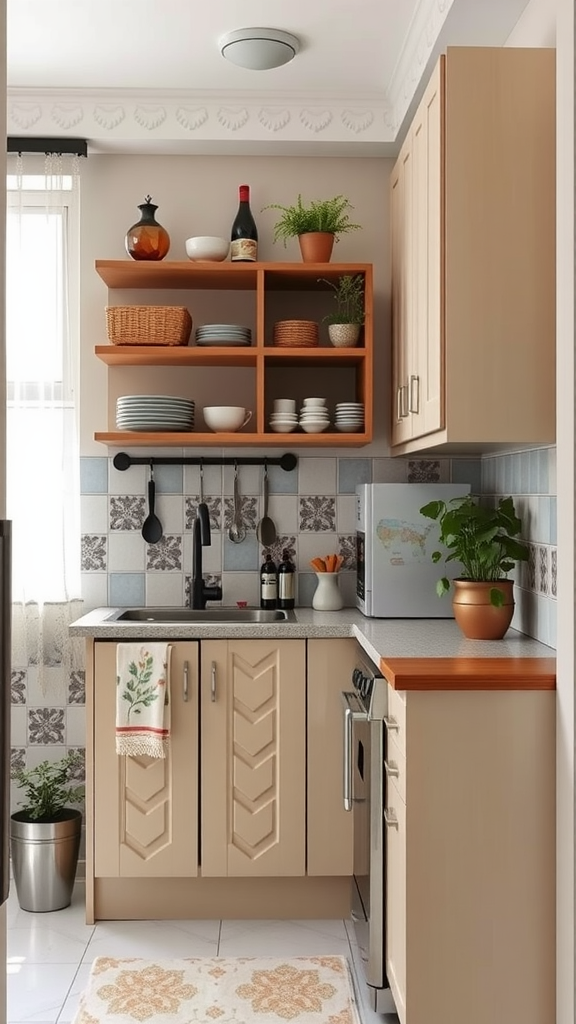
top-left (142, 465), bottom-right (163, 544)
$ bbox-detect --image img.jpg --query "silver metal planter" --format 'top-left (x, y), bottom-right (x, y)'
top-left (10, 810), bottom-right (81, 912)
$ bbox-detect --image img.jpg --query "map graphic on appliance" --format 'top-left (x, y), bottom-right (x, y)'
top-left (376, 517), bottom-right (435, 564)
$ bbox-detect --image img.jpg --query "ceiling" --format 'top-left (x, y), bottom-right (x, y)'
top-left (6, 0), bottom-right (533, 154)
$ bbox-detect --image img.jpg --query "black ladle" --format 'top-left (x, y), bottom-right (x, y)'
top-left (142, 467), bottom-right (163, 544)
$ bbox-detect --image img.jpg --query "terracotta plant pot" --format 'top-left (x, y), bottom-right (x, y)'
top-left (451, 579), bottom-right (515, 640)
top-left (328, 323), bottom-right (361, 348)
top-left (298, 232), bottom-right (335, 263)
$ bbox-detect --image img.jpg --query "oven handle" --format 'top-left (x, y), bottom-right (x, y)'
top-left (341, 691), bottom-right (368, 812)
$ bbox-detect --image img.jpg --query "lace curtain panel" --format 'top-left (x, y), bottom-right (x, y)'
top-left (6, 154), bottom-right (84, 696)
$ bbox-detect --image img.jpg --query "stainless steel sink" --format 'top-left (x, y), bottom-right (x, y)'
top-left (108, 607), bottom-right (296, 624)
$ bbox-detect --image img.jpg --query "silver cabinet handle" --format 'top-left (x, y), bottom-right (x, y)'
top-left (409, 373), bottom-right (420, 414)
top-left (384, 758), bottom-right (399, 778)
top-left (183, 660), bottom-right (189, 702)
top-left (400, 383), bottom-right (409, 418)
top-left (383, 715), bottom-right (399, 733)
top-left (396, 385), bottom-right (403, 423)
top-left (341, 691), bottom-right (367, 812)
top-left (211, 661), bottom-right (217, 702)
top-left (384, 808), bottom-right (399, 828)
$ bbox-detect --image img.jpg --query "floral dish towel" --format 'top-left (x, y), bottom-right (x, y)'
top-left (116, 643), bottom-right (171, 758)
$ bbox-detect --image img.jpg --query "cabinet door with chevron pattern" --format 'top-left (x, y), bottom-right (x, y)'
top-left (200, 639), bottom-right (306, 877)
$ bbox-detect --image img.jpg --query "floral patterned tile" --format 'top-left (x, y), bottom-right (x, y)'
top-left (538, 546), bottom-right (549, 594)
top-left (67, 747), bottom-right (86, 782)
top-left (81, 535), bottom-right (107, 571)
top-left (223, 496), bottom-right (258, 532)
top-left (28, 708), bottom-right (65, 745)
top-left (185, 495), bottom-right (222, 532)
top-left (110, 495), bottom-right (146, 531)
top-left (11, 670), bottom-right (26, 705)
top-left (11, 747), bottom-right (25, 772)
top-left (338, 534), bottom-right (357, 571)
top-left (526, 544), bottom-right (537, 591)
top-left (299, 496), bottom-right (336, 532)
top-left (146, 536), bottom-right (182, 571)
top-left (407, 460), bottom-right (440, 483)
top-left (260, 536), bottom-right (297, 566)
top-left (551, 548), bottom-right (557, 598)
top-left (68, 671), bottom-right (86, 705)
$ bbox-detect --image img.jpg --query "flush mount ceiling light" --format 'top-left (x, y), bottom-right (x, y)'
top-left (219, 28), bottom-right (300, 70)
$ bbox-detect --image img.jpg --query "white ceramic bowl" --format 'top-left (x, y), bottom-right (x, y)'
top-left (300, 420), bottom-right (330, 433)
top-left (185, 236), bottom-right (230, 262)
top-left (269, 420), bottom-right (298, 433)
top-left (335, 422), bottom-right (364, 432)
top-left (302, 397), bottom-right (327, 407)
top-left (203, 406), bottom-right (252, 432)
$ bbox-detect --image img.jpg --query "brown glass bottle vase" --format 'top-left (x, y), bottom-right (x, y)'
top-left (125, 195), bottom-right (170, 261)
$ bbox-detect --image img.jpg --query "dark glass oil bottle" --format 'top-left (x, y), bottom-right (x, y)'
top-left (230, 184), bottom-right (258, 262)
top-left (260, 551), bottom-right (277, 609)
top-left (278, 549), bottom-right (295, 610)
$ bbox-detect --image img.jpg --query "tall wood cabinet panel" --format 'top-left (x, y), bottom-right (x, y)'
top-left (391, 46), bottom-right (555, 454)
top-left (306, 639), bottom-right (355, 876)
top-left (383, 685), bottom-right (555, 1024)
top-left (200, 639), bottom-right (306, 877)
top-left (93, 641), bottom-right (199, 879)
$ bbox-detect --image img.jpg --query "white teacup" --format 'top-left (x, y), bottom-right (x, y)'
top-left (302, 397), bottom-right (327, 407)
top-left (273, 398), bottom-right (297, 413)
top-left (203, 406), bottom-right (252, 432)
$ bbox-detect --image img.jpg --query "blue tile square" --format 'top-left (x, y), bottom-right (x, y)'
top-left (268, 464), bottom-right (298, 494)
top-left (519, 451), bottom-right (530, 494)
top-left (529, 450), bottom-right (539, 493)
top-left (109, 573), bottom-right (146, 607)
top-left (338, 458), bottom-right (372, 494)
top-left (297, 572), bottom-right (317, 608)
top-left (451, 459), bottom-right (481, 493)
top-left (223, 533), bottom-right (259, 571)
top-left (537, 449), bottom-right (549, 495)
top-left (80, 457), bottom-right (108, 494)
top-left (154, 464), bottom-right (183, 493)
top-left (550, 496), bottom-right (557, 545)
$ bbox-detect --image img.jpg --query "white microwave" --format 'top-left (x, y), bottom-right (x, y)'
top-left (355, 483), bottom-right (470, 618)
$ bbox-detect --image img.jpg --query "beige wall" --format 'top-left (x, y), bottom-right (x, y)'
top-left (79, 154), bottom-right (393, 456)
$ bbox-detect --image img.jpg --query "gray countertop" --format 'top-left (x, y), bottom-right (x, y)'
top-left (69, 607), bottom-right (555, 669)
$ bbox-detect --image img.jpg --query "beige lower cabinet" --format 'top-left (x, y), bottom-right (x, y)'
top-left (306, 639), bottom-right (354, 876)
top-left (200, 639), bottom-right (306, 877)
top-left (93, 640), bottom-right (200, 879)
top-left (384, 685), bottom-right (555, 1024)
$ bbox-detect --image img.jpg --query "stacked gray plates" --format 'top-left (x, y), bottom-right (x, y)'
top-left (195, 324), bottom-right (252, 347)
top-left (116, 395), bottom-right (195, 432)
top-left (334, 402), bottom-right (364, 433)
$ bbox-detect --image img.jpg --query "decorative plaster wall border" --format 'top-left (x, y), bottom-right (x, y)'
top-left (385, 0), bottom-right (455, 133)
top-left (7, 89), bottom-right (395, 150)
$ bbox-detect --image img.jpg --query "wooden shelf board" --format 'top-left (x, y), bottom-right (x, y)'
top-left (95, 260), bottom-right (372, 291)
top-left (263, 347), bottom-right (366, 366)
top-left (95, 345), bottom-right (258, 367)
top-left (94, 431), bottom-right (371, 448)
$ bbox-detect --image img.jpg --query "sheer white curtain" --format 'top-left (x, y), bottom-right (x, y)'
top-left (6, 153), bottom-right (83, 696)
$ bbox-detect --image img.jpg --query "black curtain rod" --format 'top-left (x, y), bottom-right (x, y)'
top-left (7, 137), bottom-right (88, 157)
top-left (113, 452), bottom-right (298, 473)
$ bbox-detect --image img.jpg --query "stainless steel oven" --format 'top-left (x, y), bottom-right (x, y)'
top-left (342, 655), bottom-right (395, 1014)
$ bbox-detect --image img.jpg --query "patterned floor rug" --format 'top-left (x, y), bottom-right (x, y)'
top-left (73, 955), bottom-right (361, 1024)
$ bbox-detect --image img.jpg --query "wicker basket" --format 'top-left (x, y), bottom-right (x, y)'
top-left (273, 319), bottom-right (319, 348)
top-left (106, 306), bottom-right (193, 346)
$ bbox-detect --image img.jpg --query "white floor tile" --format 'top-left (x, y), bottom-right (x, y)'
top-left (82, 920), bottom-right (220, 962)
top-left (55, 963), bottom-right (93, 1023)
top-left (6, 963), bottom-right (78, 1024)
top-left (218, 918), bottom-right (352, 957)
top-left (8, 925), bottom-right (90, 965)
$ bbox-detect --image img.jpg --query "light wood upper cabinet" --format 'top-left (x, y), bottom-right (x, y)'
top-left (200, 639), bottom-right (306, 877)
top-left (383, 685), bottom-right (555, 1024)
top-left (391, 47), bottom-right (556, 454)
top-left (306, 639), bottom-right (354, 876)
top-left (93, 641), bottom-right (199, 879)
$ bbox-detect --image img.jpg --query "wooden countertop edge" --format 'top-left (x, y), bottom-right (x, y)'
top-left (380, 657), bottom-right (557, 690)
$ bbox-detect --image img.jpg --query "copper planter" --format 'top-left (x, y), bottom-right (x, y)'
top-left (452, 579), bottom-right (515, 640)
top-left (298, 232), bottom-right (335, 263)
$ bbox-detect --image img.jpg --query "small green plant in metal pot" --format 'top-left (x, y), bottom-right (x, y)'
top-left (11, 751), bottom-right (84, 912)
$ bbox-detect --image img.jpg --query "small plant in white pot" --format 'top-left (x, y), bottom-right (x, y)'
top-left (11, 750), bottom-right (84, 912)
top-left (319, 273), bottom-right (365, 347)
top-left (420, 494), bottom-right (530, 639)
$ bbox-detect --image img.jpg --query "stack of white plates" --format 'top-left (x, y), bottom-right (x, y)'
top-left (334, 402), bottom-right (364, 433)
top-left (269, 411), bottom-right (298, 433)
top-left (195, 324), bottom-right (251, 347)
top-left (116, 395), bottom-right (195, 432)
top-left (299, 400), bottom-right (330, 434)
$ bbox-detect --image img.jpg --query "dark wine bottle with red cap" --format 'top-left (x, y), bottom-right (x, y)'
top-left (230, 184), bottom-right (258, 262)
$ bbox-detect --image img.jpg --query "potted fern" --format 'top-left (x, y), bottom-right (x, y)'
top-left (10, 750), bottom-right (84, 911)
top-left (263, 194), bottom-right (361, 262)
top-left (319, 273), bottom-right (365, 347)
top-left (420, 494), bottom-right (530, 639)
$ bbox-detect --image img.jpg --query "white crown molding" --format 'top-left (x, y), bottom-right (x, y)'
top-left (7, 87), bottom-right (395, 153)
top-left (385, 0), bottom-right (455, 133)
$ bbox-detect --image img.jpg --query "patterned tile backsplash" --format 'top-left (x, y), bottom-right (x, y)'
top-left (12, 448), bottom-right (557, 804)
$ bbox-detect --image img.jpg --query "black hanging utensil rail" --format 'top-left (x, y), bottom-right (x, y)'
top-left (113, 452), bottom-right (298, 473)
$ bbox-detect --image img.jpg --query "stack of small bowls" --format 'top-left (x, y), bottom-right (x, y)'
top-left (335, 402), bottom-right (364, 432)
top-left (299, 398), bottom-right (330, 434)
top-left (269, 398), bottom-right (298, 433)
